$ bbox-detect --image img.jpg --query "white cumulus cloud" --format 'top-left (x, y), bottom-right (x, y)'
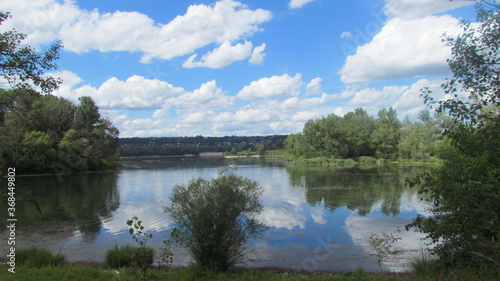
top-left (52, 73), bottom-right (185, 109)
top-left (249, 43), bottom-right (267, 65)
top-left (338, 15), bottom-right (462, 84)
top-left (237, 73), bottom-right (304, 100)
top-left (306, 77), bottom-right (323, 95)
top-left (182, 41), bottom-right (254, 69)
top-left (384, 0), bottom-right (474, 20)
top-left (0, 0), bottom-right (272, 65)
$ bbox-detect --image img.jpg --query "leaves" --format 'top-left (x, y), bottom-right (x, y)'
top-left (0, 91), bottom-right (119, 172)
top-left (0, 12), bottom-right (62, 95)
top-left (127, 216), bottom-right (153, 249)
top-left (165, 172), bottom-right (268, 271)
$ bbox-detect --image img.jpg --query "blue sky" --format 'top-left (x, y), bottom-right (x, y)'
top-left (0, 0), bottom-right (477, 137)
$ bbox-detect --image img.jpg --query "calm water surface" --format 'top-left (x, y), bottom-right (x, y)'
top-left (0, 158), bottom-right (432, 272)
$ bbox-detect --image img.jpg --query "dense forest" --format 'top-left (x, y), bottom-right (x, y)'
top-left (0, 89), bottom-right (119, 173)
top-left (285, 107), bottom-right (452, 160)
top-left (118, 135), bottom-right (287, 156)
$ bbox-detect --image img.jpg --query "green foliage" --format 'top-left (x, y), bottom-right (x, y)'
top-left (126, 216), bottom-right (153, 249)
top-left (372, 108), bottom-right (401, 159)
top-left (0, 12), bottom-right (118, 173)
top-left (421, 4), bottom-right (499, 124)
top-left (157, 238), bottom-right (175, 268)
top-left (408, 3), bottom-right (500, 271)
top-left (0, 264), bottom-right (441, 281)
top-left (17, 247), bottom-right (65, 268)
top-left (0, 12), bottom-right (62, 95)
top-left (410, 258), bottom-right (500, 281)
top-left (286, 107), bottom-right (446, 162)
top-left (255, 142), bottom-right (267, 156)
top-left (398, 111), bottom-right (451, 160)
top-left (165, 172), bottom-right (268, 271)
top-left (406, 124), bottom-right (500, 267)
top-left (104, 244), bottom-right (154, 269)
top-left (368, 230), bottom-right (402, 271)
top-left (0, 90), bottom-right (119, 173)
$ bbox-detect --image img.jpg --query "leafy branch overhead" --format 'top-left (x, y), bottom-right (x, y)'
top-left (421, 2), bottom-right (499, 124)
top-left (0, 12), bottom-right (62, 96)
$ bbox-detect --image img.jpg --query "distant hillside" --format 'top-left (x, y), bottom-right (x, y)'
top-left (118, 135), bottom-right (288, 156)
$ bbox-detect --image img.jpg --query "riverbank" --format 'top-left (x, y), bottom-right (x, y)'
top-left (1, 262), bottom-right (494, 281)
top-left (0, 264), bottom-right (406, 280)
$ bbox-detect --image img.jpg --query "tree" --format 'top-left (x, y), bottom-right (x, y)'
top-left (408, 2), bottom-right (500, 269)
top-left (0, 91), bottom-right (119, 172)
top-left (343, 108), bottom-right (376, 158)
top-left (256, 142), bottom-right (267, 156)
top-left (398, 111), bottom-right (450, 160)
top-left (372, 108), bottom-right (401, 159)
top-left (165, 172), bottom-right (268, 271)
top-left (0, 12), bottom-right (62, 97)
top-left (421, 2), bottom-right (499, 124)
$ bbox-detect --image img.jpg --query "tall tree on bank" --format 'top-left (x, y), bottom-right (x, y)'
top-left (372, 107), bottom-right (401, 159)
top-left (408, 1), bottom-right (499, 269)
top-left (0, 91), bottom-right (119, 172)
top-left (0, 12), bottom-right (119, 173)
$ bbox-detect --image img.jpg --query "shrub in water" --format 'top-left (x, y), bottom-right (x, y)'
top-left (17, 247), bottom-right (65, 267)
top-left (105, 244), bottom-right (154, 268)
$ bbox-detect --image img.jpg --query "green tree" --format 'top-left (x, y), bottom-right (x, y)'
top-left (0, 12), bottom-right (61, 97)
top-left (165, 172), bottom-right (268, 271)
top-left (284, 133), bottom-right (307, 158)
top-left (343, 108), bottom-right (376, 158)
top-left (372, 107), bottom-right (401, 159)
top-left (256, 142), bottom-right (267, 156)
top-left (398, 111), bottom-right (450, 160)
top-left (421, 2), bottom-right (499, 124)
top-left (408, 2), bottom-right (499, 269)
top-left (18, 131), bottom-right (57, 171)
top-left (322, 113), bottom-right (349, 158)
top-left (0, 91), bottom-right (119, 172)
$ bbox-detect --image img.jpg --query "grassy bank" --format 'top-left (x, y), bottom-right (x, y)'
top-left (2, 247), bottom-right (496, 281)
top-left (286, 156), bottom-right (443, 166)
top-left (1, 263), bottom-right (496, 281)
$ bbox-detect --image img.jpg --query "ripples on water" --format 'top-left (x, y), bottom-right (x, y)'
top-left (0, 158), bottom-right (432, 272)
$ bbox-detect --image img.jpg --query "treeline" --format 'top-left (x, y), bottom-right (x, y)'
top-left (285, 107), bottom-right (452, 160)
top-left (0, 89), bottom-right (119, 173)
top-left (118, 135), bottom-right (287, 157)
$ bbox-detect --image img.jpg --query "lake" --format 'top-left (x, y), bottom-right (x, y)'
top-left (0, 157), bottom-right (433, 272)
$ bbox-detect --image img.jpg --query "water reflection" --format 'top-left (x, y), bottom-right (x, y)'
top-left (0, 172), bottom-right (120, 242)
top-left (287, 165), bottom-right (428, 217)
top-left (0, 160), bottom-right (432, 272)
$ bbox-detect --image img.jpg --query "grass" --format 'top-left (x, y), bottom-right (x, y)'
top-left (16, 247), bottom-right (65, 268)
top-left (2, 260), bottom-right (497, 281)
top-left (104, 244), bottom-right (154, 268)
top-left (0, 265), bottom-right (406, 281)
top-left (291, 157), bottom-right (357, 165)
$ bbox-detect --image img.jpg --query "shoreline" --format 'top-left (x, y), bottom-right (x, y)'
top-left (0, 156), bottom-right (441, 178)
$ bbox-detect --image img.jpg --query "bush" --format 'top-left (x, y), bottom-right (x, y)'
top-left (17, 247), bottom-right (65, 267)
top-left (104, 244), bottom-right (154, 268)
top-left (165, 171), bottom-right (268, 271)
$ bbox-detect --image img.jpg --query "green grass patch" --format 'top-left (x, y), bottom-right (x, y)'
top-left (104, 244), bottom-right (154, 269)
top-left (1, 263), bottom-right (497, 281)
top-left (356, 156), bottom-right (378, 163)
top-left (409, 259), bottom-right (500, 281)
top-left (292, 157), bottom-right (356, 165)
top-left (17, 247), bottom-right (65, 268)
